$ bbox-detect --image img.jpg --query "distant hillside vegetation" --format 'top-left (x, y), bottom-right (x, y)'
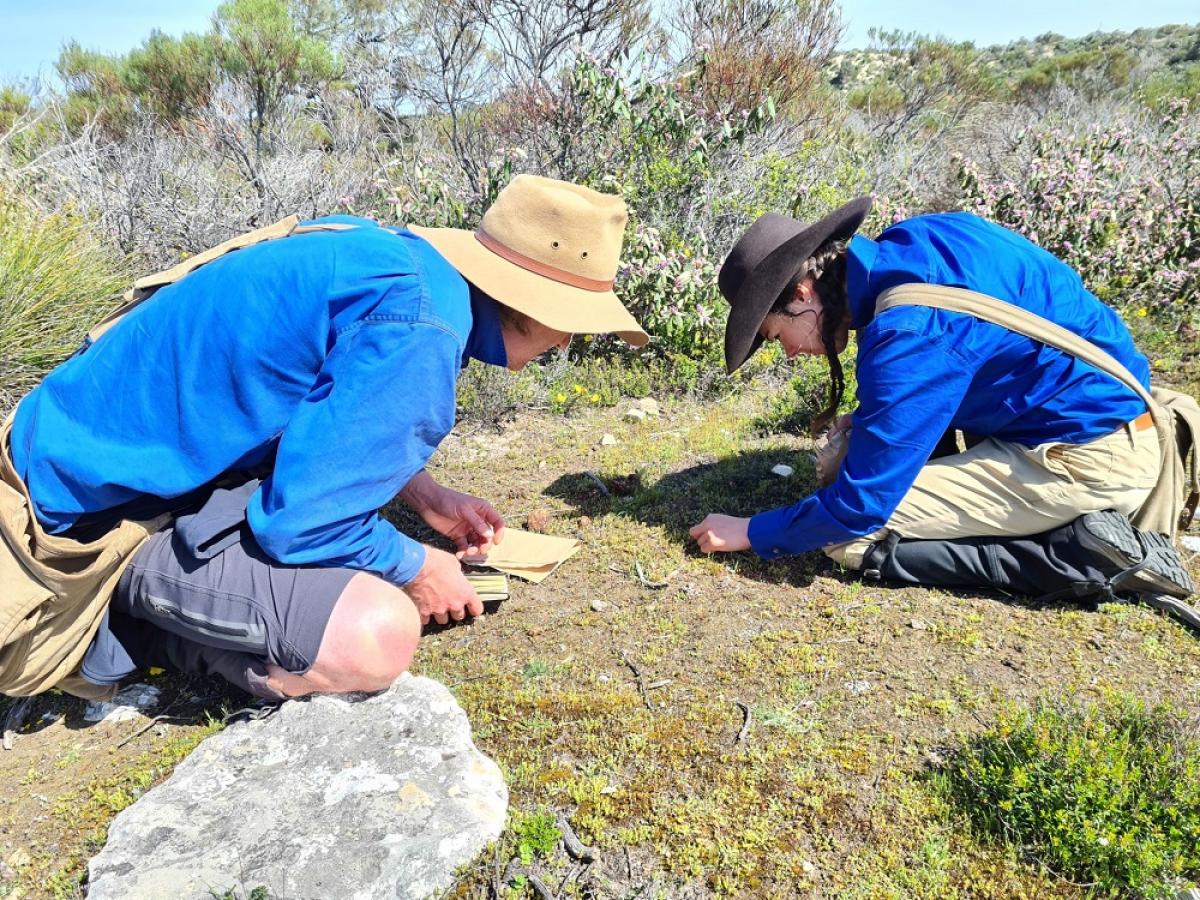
top-left (829, 23), bottom-right (1200, 100)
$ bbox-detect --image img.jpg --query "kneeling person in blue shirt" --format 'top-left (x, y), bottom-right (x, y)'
top-left (689, 198), bottom-right (1194, 618)
top-left (12, 175), bottom-right (648, 698)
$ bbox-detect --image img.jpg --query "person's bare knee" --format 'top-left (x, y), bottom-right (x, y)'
top-left (275, 572), bottom-right (420, 695)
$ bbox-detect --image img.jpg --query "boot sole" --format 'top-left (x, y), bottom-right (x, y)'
top-left (1077, 510), bottom-right (1194, 599)
top-left (1140, 593), bottom-right (1200, 632)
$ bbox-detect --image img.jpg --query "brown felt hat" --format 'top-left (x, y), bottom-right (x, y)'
top-left (718, 196), bottom-right (873, 372)
top-left (410, 175), bottom-right (648, 347)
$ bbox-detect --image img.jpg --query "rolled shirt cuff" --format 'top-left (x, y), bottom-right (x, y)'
top-left (387, 534), bottom-right (428, 587)
top-left (748, 508), bottom-right (795, 559)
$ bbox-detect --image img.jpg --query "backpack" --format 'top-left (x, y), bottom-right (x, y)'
top-left (0, 216), bottom-right (356, 699)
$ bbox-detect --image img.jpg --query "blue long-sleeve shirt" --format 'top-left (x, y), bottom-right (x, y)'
top-left (748, 212), bottom-right (1151, 558)
top-left (10, 216), bottom-right (507, 585)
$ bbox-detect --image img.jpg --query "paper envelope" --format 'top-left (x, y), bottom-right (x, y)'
top-left (464, 528), bottom-right (581, 583)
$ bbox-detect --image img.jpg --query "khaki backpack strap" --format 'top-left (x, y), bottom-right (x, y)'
top-left (86, 216), bottom-right (359, 344)
top-left (877, 283), bottom-right (1198, 533)
top-left (876, 283), bottom-right (1157, 417)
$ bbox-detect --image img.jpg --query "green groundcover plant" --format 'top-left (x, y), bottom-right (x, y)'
top-left (935, 693), bottom-right (1200, 897)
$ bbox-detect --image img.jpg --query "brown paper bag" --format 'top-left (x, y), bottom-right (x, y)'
top-left (463, 529), bottom-right (581, 584)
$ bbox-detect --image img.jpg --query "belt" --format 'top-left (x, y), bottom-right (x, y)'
top-left (1130, 411), bottom-right (1154, 432)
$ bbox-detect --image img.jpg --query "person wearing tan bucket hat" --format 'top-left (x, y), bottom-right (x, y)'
top-left (3, 174), bottom-right (648, 703)
top-left (409, 175), bottom-right (647, 349)
top-left (688, 198), bottom-right (1198, 628)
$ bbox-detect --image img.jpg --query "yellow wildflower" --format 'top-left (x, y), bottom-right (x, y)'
top-left (1136, 308), bottom-right (1148, 318)
top-left (554, 392), bottom-right (567, 403)
top-left (590, 393), bottom-right (600, 402)
top-left (574, 384), bottom-right (585, 394)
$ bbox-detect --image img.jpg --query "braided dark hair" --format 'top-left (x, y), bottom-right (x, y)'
top-left (769, 241), bottom-right (849, 435)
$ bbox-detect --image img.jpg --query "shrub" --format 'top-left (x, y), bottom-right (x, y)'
top-left (511, 808), bottom-right (561, 865)
top-left (0, 193), bottom-right (130, 411)
top-left (935, 693), bottom-right (1200, 897)
top-left (616, 221), bottom-right (723, 360)
top-left (956, 99), bottom-right (1200, 329)
top-left (755, 350), bottom-right (859, 435)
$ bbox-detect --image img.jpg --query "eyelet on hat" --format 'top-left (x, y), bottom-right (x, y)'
top-left (581, 251), bottom-right (588, 258)
top-left (552, 241), bottom-right (560, 248)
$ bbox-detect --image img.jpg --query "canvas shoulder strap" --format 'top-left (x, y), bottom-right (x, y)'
top-left (876, 282), bottom-right (1199, 534)
top-left (875, 283), bottom-right (1157, 415)
top-left (86, 215), bottom-right (359, 344)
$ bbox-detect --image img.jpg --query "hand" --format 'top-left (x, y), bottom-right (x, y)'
top-left (815, 415), bottom-right (852, 488)
top-left (403, 545), bottom-right (483, 625)
top-left (401, 472), bottom-right (506, 558)
top-left (689, 514), bottom-right (751, 554)
top-left (830, 412), bottom-right (854, 438)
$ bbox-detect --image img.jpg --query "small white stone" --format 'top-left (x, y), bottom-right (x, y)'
top-left (908, 619), bottom-right (929, 631)
top-left (624, 407), bottom-right (647, 422)
top-left (600, 433), bottom-right (618, 446)
top-left (590, 599), bottom-right (609, 612)
top-left (801, 860), bottom-right (816, 875)
top-left (844, 680), bottom-right (872, 696)
top-left (1181, 536), bottom-right (1200, 553)
top-left (770, 464), bottom-right (794, 478)
top-left (636, 398), bottom-right (661, 416)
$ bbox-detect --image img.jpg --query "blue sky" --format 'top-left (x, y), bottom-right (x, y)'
top-left (1, 0), bottom-right (1197, 84)
top-left (1, 1), bottom-right (221, 84)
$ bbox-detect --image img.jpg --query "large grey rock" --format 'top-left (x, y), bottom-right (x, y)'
top-left (87, 674), bottom-right (507, 900)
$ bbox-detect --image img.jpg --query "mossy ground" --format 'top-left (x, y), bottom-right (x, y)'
top-left (2, 371), bottom-right (1199, 899)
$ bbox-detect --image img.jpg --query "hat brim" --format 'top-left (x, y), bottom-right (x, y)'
top-left (723, 196), bottom-right (873, 373)
top-left (409, 225), bottom-right (649, 348)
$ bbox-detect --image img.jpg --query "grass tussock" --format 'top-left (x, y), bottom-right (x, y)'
top-left (0, 193), bottom-right (130, 412)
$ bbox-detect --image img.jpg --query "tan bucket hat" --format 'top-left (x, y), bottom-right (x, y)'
top-left (410, 175), bottom-right (648, 347)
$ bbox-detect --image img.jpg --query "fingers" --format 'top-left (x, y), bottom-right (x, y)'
top-left (689, 518), bottom-right (717, 553)
top-left (461, 505), bottom-right (492, 539)
top-left (459, 502), bottom-right (505, 557)
top-left (409, 546), bottom-right (484, 626)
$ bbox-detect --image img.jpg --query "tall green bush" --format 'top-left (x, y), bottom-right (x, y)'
top-left (0, 195), bottom-right (130, 410)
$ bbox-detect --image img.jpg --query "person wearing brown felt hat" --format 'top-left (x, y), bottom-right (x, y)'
top-left (688, 198), bottom-right (1195, 622)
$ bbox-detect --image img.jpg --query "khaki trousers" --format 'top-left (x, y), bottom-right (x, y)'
top-left (828, 422), bottom-right (1161, 570)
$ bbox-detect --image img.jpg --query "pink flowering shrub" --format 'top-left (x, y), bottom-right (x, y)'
top-left (616, 222), bottom-right (723, 358)
top-left (956, 100), bottom-right (1199, 327)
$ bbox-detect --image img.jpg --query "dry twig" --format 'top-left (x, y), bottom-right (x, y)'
top-left (526, 871), bottom-right (555, 900)
top-left (557, 812), bottom-right (597, 862)
top-left (734, 700), bottom-right (752, 745)
top-left (619, 650), bottom-right (653, 711)
top-left (583, 471), bottom-right (611, 497)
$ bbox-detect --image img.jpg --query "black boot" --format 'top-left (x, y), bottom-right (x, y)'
top-left (862, 510), bottom-right (1195, 622)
